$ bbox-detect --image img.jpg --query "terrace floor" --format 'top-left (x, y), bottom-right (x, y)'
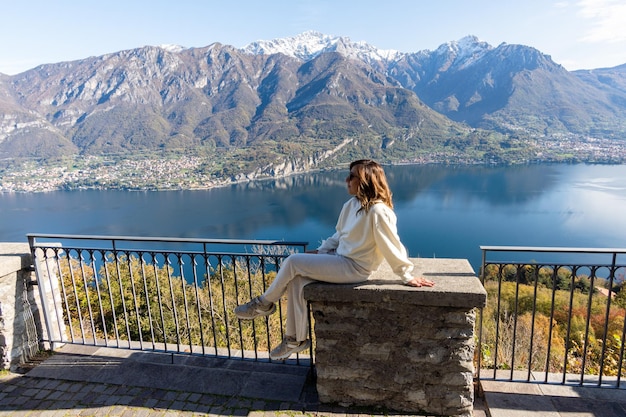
top-left (2, 345), bottom-right (626, 416)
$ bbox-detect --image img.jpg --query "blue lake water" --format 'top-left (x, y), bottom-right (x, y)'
top-left (2, 163), bottom-right (626, 272)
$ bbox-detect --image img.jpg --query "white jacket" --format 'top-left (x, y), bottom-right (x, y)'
top-left (317, 197), bottom-right (415, 283)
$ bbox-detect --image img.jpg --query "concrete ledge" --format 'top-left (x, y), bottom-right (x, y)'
top-left (304, 258), bottom-right (486, 308)
top-left (0, 243), bottom-right (31, 277)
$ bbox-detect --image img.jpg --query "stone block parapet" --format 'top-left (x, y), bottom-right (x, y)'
top-left (304, 258), bottom-right (487, 417)
top-left (0, 243), bottom-right (40, 370)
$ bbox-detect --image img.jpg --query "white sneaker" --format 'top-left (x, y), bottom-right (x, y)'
top-left (270, 337), bottom-right (311, 360)
top-left (234, 296), bottom-right (276, 319)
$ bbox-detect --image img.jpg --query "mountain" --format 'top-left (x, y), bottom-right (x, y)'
top-left (572, 63), bottom-right (626, 99)
top-left (0, 35), bottom-right (476, 175)
top-left (1, 32), bottom-right (625, 182)
top-left (387, 37), bottom-right (626, 138)
top-left (246, 32), bottom-right (626, 138)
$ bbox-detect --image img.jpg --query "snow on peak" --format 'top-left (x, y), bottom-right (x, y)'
top-left (436, 35), bottom-right (493, 67)
top-left (239, 32), bottom-right (497, 68)
top-left (241, 30), bottom-right (403, 63)
top-left (159, 44), bottom-right (186, 53)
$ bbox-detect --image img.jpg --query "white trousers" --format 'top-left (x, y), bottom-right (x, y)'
top-left (262, 252), bottom-right (370, 342)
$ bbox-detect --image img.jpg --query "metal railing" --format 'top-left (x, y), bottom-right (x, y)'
top-left (478, 246), bottom-right (626, 388)
top-left (28, 234), bottom-right (311, 366)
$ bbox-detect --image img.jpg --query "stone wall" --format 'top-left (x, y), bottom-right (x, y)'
top-left (0, 243), bottom-right (41, 371)
top-left (304, 258), bottom-right (487, 417)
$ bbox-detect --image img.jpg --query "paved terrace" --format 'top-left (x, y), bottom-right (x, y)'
top-left (5, 343), bottom-right (479, 417)
top-left (3, 342), bottom-right (626, 416)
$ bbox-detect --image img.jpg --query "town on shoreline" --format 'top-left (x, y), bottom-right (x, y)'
top-left (2, 136), bottom-right (625, 193)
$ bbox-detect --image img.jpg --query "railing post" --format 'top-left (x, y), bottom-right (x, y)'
top-left (477, 247), bottom-right (487, 381)
top-left (28, 236), bottom-right (67, 350)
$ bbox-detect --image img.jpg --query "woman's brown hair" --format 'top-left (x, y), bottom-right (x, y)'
top-left (349, 159), bottom-right (393, 212)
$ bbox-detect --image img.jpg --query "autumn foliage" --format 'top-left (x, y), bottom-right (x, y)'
top-left (479, 264), bottom-right (626, 378)
top-left (54, 249), bottom-right (290, 356)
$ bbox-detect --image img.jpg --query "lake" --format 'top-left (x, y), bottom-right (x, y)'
top-left (2, 163), bottom-right (626, 272)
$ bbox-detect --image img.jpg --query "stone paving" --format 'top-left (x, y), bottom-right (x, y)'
top-left (2, 345), bottom-right (474, 416)
top-left (0, 372), bottom-right (319, 417)
top-left (18, 343), bottom-right (626, 416)
top-left (1, 371), bottom-right (471, 417)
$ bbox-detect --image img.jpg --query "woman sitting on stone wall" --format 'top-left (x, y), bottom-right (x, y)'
top-left (235, 159), bottom-right (434, 360)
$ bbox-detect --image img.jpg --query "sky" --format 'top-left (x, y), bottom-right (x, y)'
top-left (1, 0), bottom-right (625, 75)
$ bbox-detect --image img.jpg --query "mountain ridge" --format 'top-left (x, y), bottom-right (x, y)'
top-left (1, 32), bottom-right (626, 189)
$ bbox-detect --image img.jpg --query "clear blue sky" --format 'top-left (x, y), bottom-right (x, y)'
top-left (2, 0), bottom-right (625, 75)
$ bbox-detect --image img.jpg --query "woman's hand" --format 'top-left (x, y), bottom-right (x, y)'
top-left (406, 276), bottom-right (435, 287)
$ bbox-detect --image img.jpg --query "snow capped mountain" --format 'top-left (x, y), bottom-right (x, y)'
top-left (3, 30), bottom-right (626, 165)
top-left (240, 30), bottom-right (404, 63)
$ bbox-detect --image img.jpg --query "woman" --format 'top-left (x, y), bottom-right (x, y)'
top-left (235, 159), bottom-right (434, 360)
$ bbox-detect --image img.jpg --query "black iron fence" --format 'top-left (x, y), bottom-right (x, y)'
top-left (478, 246), bottom-right (626, 387)
top-left (29, 235), bottom-right (626, 384)
top-left (28, 234), bottom-right (311, 365)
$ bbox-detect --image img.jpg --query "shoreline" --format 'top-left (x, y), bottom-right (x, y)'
top-left (2, 158), bottom-right (625, 194)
